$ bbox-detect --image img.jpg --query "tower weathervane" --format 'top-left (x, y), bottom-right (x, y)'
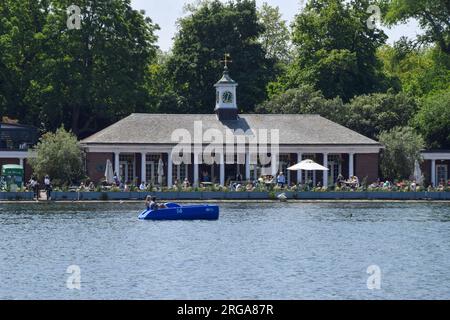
top-left (220, 53), bottom-right (232, 68)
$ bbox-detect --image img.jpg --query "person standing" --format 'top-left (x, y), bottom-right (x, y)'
top-left (29, 176), bottom-right (39, 200)
top-left (44, 175), bottom-right (52, 200)
top-left (277, 172), bottom-right (286, 188)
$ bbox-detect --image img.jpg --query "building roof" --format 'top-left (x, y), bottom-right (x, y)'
top-left (214, 67), bottom-right (236, 85)
top-left (82, 113), bottom-right (381, 146)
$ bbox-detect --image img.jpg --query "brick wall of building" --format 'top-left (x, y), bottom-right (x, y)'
top-left (355, 153), bottom-right (379, 183)
top-left (86, 152), bottom-right (113, 183)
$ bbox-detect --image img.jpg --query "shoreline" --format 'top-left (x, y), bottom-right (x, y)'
top-left (1, 199), bottom-right (450, 204)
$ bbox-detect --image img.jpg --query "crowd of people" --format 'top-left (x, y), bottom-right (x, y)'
top-left (25, 175), bottom-right (52, 200)
top-left (16, 171), bottom-right (450, 197)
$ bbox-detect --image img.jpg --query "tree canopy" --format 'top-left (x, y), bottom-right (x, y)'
top-left (414, 90), bottom-right (450, 149)
top-left (378, 126), bottom-right (425, 181)
top-left (0, 0), bottom-right (159, 138)
top-left (381, 0), bottom-right (450, 54)
top-left (344, 91), bottom-right (418, 140)
top-left (28, 127), bottom-right (85, 186)
top-left (166, 0), bottom-right (275, 114)
top-left (273, 0), bottom-right (390, 102)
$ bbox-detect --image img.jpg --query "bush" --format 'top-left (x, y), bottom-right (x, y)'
top-left (378, 127), bottom-right (425, 180)
top-left (28, 127), bottom-right (85, 186)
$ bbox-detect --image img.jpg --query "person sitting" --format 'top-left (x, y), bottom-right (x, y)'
top-left (202, 171), bottom-right (211, 183)
top-left (246, 181), bottom-right (254, 191)
top-left (410, 180), bottom-right (417, 192)
top-left (145, 196), bottom-right (159, 211)
top-left (336, 174), bottom-right (344, 187)
top-left (113, 173), bottom-right (120, 186)
top-left (183, 178), bottom-right (190, 189)
top-left (78, 182), bottom-right (86, 191)
top-left (139, 181), bottom-right (147, 191)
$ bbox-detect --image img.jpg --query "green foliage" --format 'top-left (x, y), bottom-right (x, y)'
top-left (276, 0), bottom-right (390, 101)
top-left (344, 91), bottom-right (418, 140)
top-left (381, 0), bottom-right (450, 54)
top-left (255, 85), bottom-right (346, 124)
top-left (378, 127), bottom-right (425, 180)
top-left (166, 0), bottom-right (275, 114)
top-left (378, 42), bottom-right (450, 97)
top-left (257, 2), bottom-right (292, 64)
top-left (413, 90), bottom-right (450, 149)
top-left (28, 127), bottom-right (85, 186)
top-left (0, 0), bottom-right (159, 137)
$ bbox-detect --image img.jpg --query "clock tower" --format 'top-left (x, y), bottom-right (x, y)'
top-left (214, 55), bottom-right (238, 121)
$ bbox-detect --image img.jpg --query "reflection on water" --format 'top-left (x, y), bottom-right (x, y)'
top-left (0, 202), bottom-right (450, 300)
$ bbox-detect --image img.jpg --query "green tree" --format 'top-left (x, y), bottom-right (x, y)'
top-left (276, 0), bottom-right (389, 101)
top-left (255, 84), bottom-right (346, 124)
top-left (0, 0), bottom-right (48, 123)
top-left (0, 0), bottom-right (159, 137)
top-left (344, 91), bottom-right (418, 140)
top-left (258, 2), bottom-right (292, 64)
top-left (414, 90), bottom-right (450, 149)
top-left (377, 42), bottom-right (450, 97)
top-left (166, 0), bottom-right (275, 114)
top-left (28, 127), bottom-right (85, 186)
top-left (382, 0), bottom-right (450, 54)
top-left (378, 126), bottom-right (425, 180)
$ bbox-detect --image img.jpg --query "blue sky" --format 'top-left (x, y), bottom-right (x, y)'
top-left (131, 0), bottom-right (422, 52)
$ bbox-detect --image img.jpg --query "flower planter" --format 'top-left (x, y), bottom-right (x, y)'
top-left (201, 192), bottom-right (226, 200)
top-left (0, 192), bottom-right (34, 201)
top-left (248, 192), bottom-right (270, 199)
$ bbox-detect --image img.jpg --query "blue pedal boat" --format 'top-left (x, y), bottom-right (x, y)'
top-left (138, 203), bottom-right (219, 221)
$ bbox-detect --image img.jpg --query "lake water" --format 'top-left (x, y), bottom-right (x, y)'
top-left (0, 201), bottom-right (450, 300)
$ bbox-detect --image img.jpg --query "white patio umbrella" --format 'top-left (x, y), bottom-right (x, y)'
top-left (105, 159), bottom-right (114, 184)
top-left (157, 158), bottom-right (164, 185)
top-left (288, 159), bottom-right (329, 172)
top-left (414, 160), bottom-right (423, 184)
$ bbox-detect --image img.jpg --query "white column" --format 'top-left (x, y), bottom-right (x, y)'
top-left (193, 153), bottom-right (199, 187)
top-left (271, 153), bottom-right (278, 176)
top-left (349, 153), bottom-right (354, 178)
top-left (297, 152), bottom-right (302, 184)
top-left (431, 159), bottom-right (436, 187)
top-left (114, 152), bottom-right (120, 179)
top-left (167, 151), bottom-right (173, 187)
top-left (245, 151), bottom-right (251, 181)
top-left (19, 158), bottom-right (24, 167)
top-left (323, 153), bottom-right (329, 187)
top-left (220, 153), bottom-right (225, 186)
top-left (141, 153), bottom-right (146, 184)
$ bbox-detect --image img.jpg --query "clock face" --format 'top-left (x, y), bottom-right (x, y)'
top-left (222, 91), bottom-right (233, 103)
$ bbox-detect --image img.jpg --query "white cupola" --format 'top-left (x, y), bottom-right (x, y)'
top-left (214, 63), bottom-right (238, 121)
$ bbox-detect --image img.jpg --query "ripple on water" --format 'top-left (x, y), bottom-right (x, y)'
top-left (0, 202), bottom-right (450, 299)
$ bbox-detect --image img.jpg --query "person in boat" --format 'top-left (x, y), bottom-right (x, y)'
top-left (145, 196), bottom-right (166, 211)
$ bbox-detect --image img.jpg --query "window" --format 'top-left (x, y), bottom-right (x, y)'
top-left (437, 164), bottom-right (448, 184)
top-left (328, 154), bottom-right (342, 183)
top-left (146, 154), bottom-right (160, 185)
top-left (119, 154), bottom-right (135, 183)
top-left (173, 163), bottom-right (188, 184)
top-left (302, 154), bottom-right (316, 183)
